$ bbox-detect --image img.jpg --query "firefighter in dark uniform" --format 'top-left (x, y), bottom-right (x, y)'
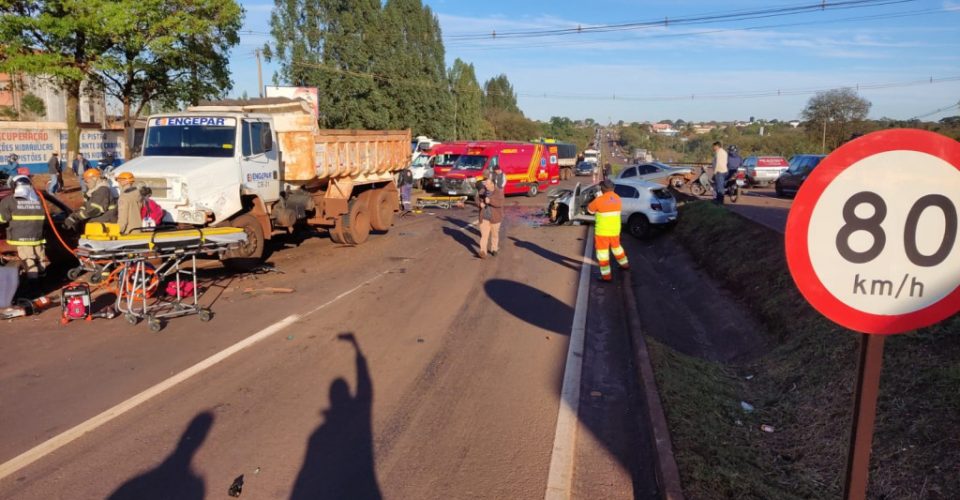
top-left (0, 175), bottom-right (47, 279)
top-left (64, 168), bottom-right (117, 231)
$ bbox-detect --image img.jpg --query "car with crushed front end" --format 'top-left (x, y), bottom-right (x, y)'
top-left (546, 178), bottom-right (678, 238)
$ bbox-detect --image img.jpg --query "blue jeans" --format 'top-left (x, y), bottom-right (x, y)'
top-left (400, 184), bottom-right (412, 210)
top-left (714, 172), bottom-right (727, 204)
top-left (46, 175), bottom-right (61, 194)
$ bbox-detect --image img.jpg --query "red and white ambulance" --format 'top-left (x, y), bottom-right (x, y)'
top-left (425, 141), bottom-right (470, 191)
top-left (439, 141), bottom-right (559, 197)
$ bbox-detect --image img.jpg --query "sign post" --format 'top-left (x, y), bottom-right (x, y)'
top-left (785, 129), bottom-right (960, 499)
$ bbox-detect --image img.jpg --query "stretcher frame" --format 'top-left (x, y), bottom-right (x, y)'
top-left (76, 227), bottom-right (245, 331)
top-left (415, 195), bottom-right (467, 209)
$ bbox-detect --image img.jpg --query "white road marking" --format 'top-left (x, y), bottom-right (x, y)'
top-left (545, 228), bottom-right (594, 500)
top-left (0, 266), bottom-right (400, 482)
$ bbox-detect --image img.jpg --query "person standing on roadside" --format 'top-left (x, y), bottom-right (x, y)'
top-left (72, 153), bottom-right (91, 194)
top-left (711, 141), bottom-right (728, 205)
top-left (587, 179), bottom-right (629, 282)
top-left (477, 176), bottom-right (503, 259)
top-left (46, 153), bottom-right (62, 195)
top-left (602, 162), bottom-right (612, 181)
top-left (398, 167), bottom-right (414, 215)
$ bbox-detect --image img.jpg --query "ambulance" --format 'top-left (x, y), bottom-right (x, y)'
top-left (439, 141), bottom-right (559, 197)
top-left (425, 141), bottom-right (470, 191)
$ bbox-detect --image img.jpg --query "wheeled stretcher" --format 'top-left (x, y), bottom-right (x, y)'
top-left (75, 224), bottom-right (247, 331)
top-left (415, 195), bottom-right (467, 209)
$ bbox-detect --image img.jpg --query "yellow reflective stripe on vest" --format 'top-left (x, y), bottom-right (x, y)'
top-left (11, 215), bottom-right (46, 221)
top-left (90, 203), bottom-right (104, 211)
top-left (595, 211), bottom-right (621, 236)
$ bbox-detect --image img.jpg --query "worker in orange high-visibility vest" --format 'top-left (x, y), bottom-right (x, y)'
top-left (587, 180), bottom-right (629, 281)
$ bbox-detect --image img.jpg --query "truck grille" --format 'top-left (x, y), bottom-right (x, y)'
top-left (138, 177), bottom-right (171, 199)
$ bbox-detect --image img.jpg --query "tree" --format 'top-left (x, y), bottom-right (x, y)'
top-left (801, 88), bottom-right (871, 150)
top-left (482, 74), bottom-right (520, 114)
top-left (1, 1), bottom-right (114, 161)
top-left (266, 0), bottom-right (399, 130)
top-left (96, 0), bottom-right (243, 158)
top-left (381, 0), bottom-right (452, 138)
top-left (448, 58), bottom-right (482, 140)
top-left (20, 92), bottom-right (46, 118)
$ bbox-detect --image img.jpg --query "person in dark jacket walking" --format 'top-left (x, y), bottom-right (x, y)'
top-left (477, 176), bottom-right (504, 258)
top-left (0, 175), bottom-right (47, 279)
top-left (64, 168), bottom-right (117, 231)
top-left (46, 153), bottom-right (62, 194)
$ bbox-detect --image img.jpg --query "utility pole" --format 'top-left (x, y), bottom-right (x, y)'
top-left (822, 118), bottom-right (827, 153)
top-left (255, 49), bottom-right (264, 98)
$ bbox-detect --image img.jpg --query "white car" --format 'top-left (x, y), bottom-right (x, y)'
top-left (616, 161), bottom-right (694, 190)
top-left (409, 152), bottom-right (433, 187)
top-left (546, 179), bottom-right (679, 237)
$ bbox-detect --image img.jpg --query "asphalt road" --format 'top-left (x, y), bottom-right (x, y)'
top-left (0, 179), bottom-right (657, 498)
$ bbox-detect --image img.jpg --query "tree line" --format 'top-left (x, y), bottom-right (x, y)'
top-left (1, 0), bottom-right (244, 160)
top-left (264, 0), bottom-right (569, 143)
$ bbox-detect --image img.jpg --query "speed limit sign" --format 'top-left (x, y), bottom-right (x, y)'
top-left (786, 129), bottom-right (960, 334)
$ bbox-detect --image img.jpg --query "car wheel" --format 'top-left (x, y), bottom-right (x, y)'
top-left (527, 183), bottom-right (540, 197)
top-left (627, 213), bottom-right (651, 238)
top-left (669, 175), bottom-right (685, 190)
top-left (690, 182), bottom-right (706, 197)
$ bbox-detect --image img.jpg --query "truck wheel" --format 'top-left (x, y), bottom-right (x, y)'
top-left (224, 214), bottom-right (264, 270)
top-left (368, 189), bottom-right (397, 231)
top-left (527, 183), bottom-right (540, 197)
top-left (342, 198), bottom-right (371, 245)
top-left (329, 221), bottom-right (347, 244)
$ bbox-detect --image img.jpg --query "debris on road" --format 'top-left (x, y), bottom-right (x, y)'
top-left (242, 287), bottom-right (295, 295)
top-left (228, 474), bottom-right (244, 497)
top-left (740, 401), bottom-right (755, 412)
top-left (760, 424), bottom-right (775, 433)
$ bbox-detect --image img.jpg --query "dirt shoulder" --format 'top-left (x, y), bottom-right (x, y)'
top-left (640, 201), bottom-right (959, 499)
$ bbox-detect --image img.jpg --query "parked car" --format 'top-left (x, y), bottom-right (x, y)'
top-left (574, 161), bottom-right (594, 176)
top-left (741, 155), bottom-right (789, 187)
top-left (616, 162), bottom-right (694, 189)
top-left (775, 154), bottom-right (826, 197)
top-left (546, 179), bottom-right (678, 238)
top-left (409, 152), bottom-right (433, 189)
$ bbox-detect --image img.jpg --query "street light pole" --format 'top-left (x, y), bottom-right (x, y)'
top-left (822, 118), bottom-right (827, 153)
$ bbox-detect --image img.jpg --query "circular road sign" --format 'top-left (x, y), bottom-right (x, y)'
top-left (785, 129), bottom-right (960, 334)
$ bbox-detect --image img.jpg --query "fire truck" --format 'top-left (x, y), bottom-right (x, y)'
top-left (439, 141), bottom-right (559, 197)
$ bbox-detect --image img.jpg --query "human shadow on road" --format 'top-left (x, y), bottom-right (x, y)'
top-left (441, 226), bottom-right (479, 256)
top-left (483, 279), bottom-right (573, 336)
top-left (439, 215), bottom-right (480, 236)
top-left (107, 411), bottom-right (213, 500)
top-left (508, 236), bottom-right (582, 272)
top-left (290, 333), bottom-right (381, 500)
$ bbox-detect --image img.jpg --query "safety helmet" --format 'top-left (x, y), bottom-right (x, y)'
top-left (8, 174), bottom-right (31, 189)
top-left (727, 145), bottom-right (739, 153)
top-left (82, 168), bottom-right (102, 181)
top-left (116, 171), bottom-right (135, 183)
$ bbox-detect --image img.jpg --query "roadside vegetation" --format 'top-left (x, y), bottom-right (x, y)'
top-left (650, 201), bottom-right (960, 499)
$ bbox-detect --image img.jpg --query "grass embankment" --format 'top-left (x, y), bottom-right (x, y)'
top-left (650, 201), bottom-right (960, 499)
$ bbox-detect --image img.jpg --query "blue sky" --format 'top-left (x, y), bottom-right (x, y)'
top-left (231, 0), bottom-right (960, 123)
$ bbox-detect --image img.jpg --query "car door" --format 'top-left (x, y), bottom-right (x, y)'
top-left (613, 184), bottom-right (641, 222)
top-left (636, 164), bottom-right (666, 182)
top-left (239, 119), bottom-right (280, 202)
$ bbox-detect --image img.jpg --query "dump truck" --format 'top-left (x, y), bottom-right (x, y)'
top-left (120, 98), bottom-right (410, 265)
top-left (537, 139), bottom-right (577, 180)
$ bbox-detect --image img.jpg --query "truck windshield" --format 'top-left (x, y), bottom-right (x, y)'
top-left (143, 123), bottom-right (237, 158)
top-left (453, 155), bottom-right (488, 171)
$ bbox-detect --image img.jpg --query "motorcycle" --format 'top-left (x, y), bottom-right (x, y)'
top-left (689, 167), bottom-right (742, 203)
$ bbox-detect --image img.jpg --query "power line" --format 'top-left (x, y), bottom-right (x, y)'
top-left (911, 102), bottom-right (960, 120)
top-left (443, 0), bottom-right (917, 41)
top-left (444, 7), bottom-right (945, 51)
